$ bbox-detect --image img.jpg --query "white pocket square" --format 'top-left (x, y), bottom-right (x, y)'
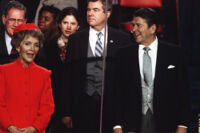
top-left (167, 65), bottom-right (175, 69)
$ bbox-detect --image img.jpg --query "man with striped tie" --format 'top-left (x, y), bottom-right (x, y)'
top-left (60, 0), bottom-right (133, 133)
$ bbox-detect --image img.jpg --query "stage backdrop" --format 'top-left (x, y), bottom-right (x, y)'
top-left (120, 0), bottom-right (162, 7)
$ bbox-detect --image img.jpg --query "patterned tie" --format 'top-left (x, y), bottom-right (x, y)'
top-left (143, 47), bottom-right (152, 86)
top-left (95, 32), bottom-right (103, 57)
top-left (10, 47), bottom-right (18, 55)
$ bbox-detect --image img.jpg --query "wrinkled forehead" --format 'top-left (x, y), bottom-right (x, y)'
top-left (6, 7), bottom-right (25, 17)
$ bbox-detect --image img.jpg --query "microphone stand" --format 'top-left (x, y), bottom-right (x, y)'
top-left (99, 0), bottom-right (109, 133)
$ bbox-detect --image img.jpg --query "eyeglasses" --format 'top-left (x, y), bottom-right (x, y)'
top-left (7, 18), bottom-right (25, 23)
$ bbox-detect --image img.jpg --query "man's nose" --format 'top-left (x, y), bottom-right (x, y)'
top-left (87, 10), bottom-right (93, 16)
top-left (13, 20), bottom-right (20, 27)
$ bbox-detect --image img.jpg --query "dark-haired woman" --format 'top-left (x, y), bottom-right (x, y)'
top-left (45, 7), bottom-right (81, 133)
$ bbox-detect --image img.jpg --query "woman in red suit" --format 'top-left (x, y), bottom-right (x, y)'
top-left (0, 23), bottom-right (54, 133)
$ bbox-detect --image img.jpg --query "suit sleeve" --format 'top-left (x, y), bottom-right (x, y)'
top-left (60, 62), bottom-right (72, 117)
top-left (177, 49), bottom-right (191, 127)
top-left (60, 35), bottom-right (75, 117)
top-left (0, 66), bottom-right (14, 130)
top-left (32, 71), bottom-right (55, 131)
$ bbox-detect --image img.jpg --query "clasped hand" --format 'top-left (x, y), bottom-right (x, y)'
top-left (8, 125), bottom-right (37, 133)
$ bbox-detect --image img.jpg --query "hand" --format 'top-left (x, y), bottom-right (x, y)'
top-left (176, 127), bottom-right (187, 133)
top-left (113, 128), bottom-right (123, 133)
top-left (7, 125), bottom-right (20, 133)
top-left (19, 126), bottom-right (37, 133)
top-left (62, 116), bottom-right (73, 128)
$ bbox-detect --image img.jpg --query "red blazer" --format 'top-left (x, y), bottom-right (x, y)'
top-left (0, 59), bottom-right (54, 133)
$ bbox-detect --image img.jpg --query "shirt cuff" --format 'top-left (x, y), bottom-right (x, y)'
top-left (113, 125), bottom-right (122, 130)
top-left (178, 125), bottom-right (188, 128)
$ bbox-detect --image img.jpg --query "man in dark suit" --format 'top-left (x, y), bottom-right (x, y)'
top-left (61, 0), bottom-right (132, 133)
top-left (114, 8), bottom-right (191, 133)
top-left (0, 0), bottom-right (26, 64)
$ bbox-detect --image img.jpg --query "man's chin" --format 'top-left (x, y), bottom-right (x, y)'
top-left (135, 38), bottom-right (142, 44)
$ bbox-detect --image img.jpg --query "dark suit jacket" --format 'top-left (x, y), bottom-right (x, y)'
top-left (61, 27), bottom-right (132, 133)
top-left (116, 39), bottom-right (191, 133)
top-left (45, 37), bottom-right (65, 120)
top-left (0, 28), bottom-right (16, 64)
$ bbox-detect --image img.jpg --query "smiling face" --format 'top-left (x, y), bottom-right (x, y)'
top-left (16, 36), bottom-right (40, 67)
top-left (132, 16), bottom-right (156, 46)
top-left (87, 0), bottom-right (110, 31)
top-left (59, 15), bottom-right (79, 38)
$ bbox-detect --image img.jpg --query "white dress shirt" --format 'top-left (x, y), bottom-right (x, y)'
top-left (138, 37), bottom-right (158, 81)
top-left (5, 32), bottom-right (12, 55)
top-left (138, 37), bottom-right (187, 129)
top-left (89, 27), bottom-right (107, 56)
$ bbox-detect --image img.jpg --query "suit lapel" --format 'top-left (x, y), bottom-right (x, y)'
top-left (153, 40), bottom-right (166, 107)
top-left (81, 28), bottom-right (90, 58)
top-left (136, 44), bottom-right (141, 84)
top-left (107, 27), bottom-right (116, 57)
top-left (0, 29), bottom-right (8, 56)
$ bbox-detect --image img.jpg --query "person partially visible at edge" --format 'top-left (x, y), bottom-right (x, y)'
top-left (0, 0), bottom-right (27, 64)
top-left (0, 23), bottom-right (54, 133)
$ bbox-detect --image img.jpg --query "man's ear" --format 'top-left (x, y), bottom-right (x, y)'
top-left (150, 24), bottom-right (157, 34)
top-left (2, 15), bottom-right (6, 25)
top-left (24, 19), bottom-right (27, 23)
top-left (106, 11), bottom-right (111, 19)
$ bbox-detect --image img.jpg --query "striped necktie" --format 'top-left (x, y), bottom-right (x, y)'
top-left (95, 32), bottom-right (103, 57)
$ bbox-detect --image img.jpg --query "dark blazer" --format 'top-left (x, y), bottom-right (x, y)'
top-left (61, 27), bottom-right (132, 133)
top-left (45, 37), bottom-right (65, 119)
top-left (0, 28), bottom-right (18, 64)
top-left (0, 28), bottom-right (11, 64)
top-left (0, 28), bottom-right (7, 56)
top-left (116, 39), bottom-right (191, 133)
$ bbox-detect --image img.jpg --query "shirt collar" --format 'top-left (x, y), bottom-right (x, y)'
top-left (139, 36), bottom-right (158, 52)
top-left (89, 26), bottom-right (105, 35)
top-left (5, 31), bottom-right (12, 43)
